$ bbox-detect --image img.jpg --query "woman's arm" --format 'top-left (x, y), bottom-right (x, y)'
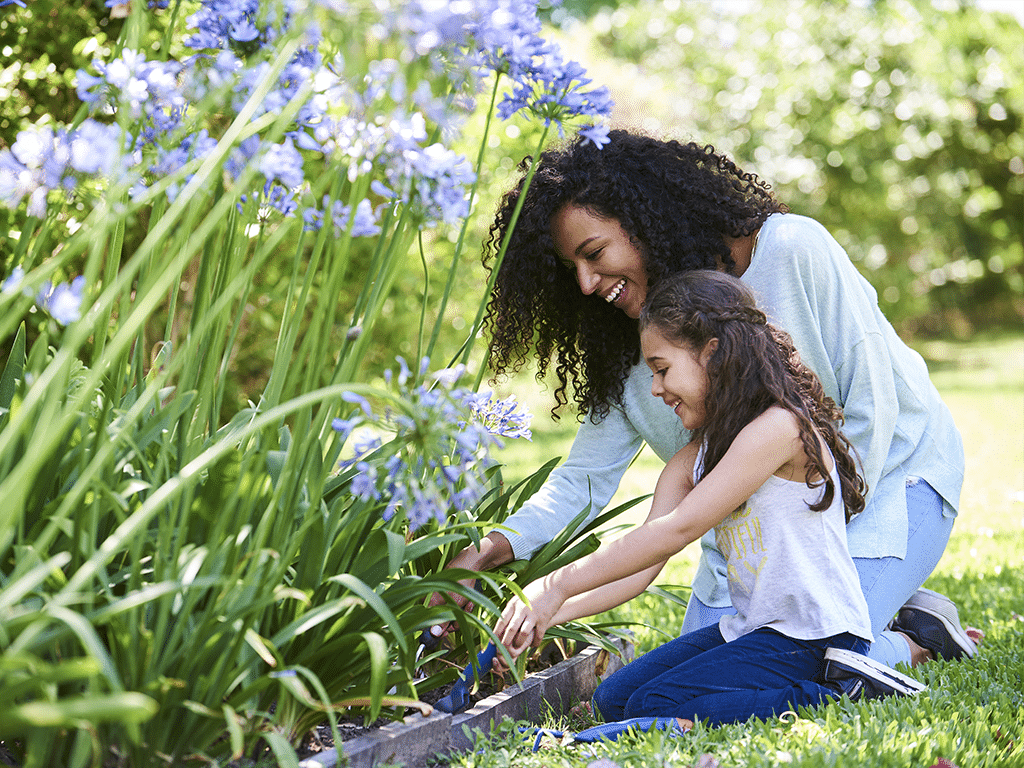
top-left (429, 401), bottom-right (645, 631)
top-left (495, 409), bottom-right (804, 654)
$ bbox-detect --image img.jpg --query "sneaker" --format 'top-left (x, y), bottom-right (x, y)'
top-left (891, 587), bottom-right (976, 661)
top-left (821, 647), bottom-right (927, 702)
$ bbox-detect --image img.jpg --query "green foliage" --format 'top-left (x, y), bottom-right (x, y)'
top-left (0, 0), bottom-right (617, 764)
top-left (571, 0), bottom-right (1023, 334)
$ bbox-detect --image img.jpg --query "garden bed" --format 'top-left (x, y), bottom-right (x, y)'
top-left (296, 637), bottom-right (633, 768)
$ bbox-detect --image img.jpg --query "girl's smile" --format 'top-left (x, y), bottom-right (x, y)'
top-left (551, 204), bottom-right (649, 319)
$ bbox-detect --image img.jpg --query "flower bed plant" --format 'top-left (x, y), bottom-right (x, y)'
top-left (0, 1), bottom-right (615, 765)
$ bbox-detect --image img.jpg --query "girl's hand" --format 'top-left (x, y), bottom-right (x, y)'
top-left (494, 580), bottom-right (563, 659)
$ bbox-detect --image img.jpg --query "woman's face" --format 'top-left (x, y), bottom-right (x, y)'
top-left (550, 204), bottom-right (649, 319)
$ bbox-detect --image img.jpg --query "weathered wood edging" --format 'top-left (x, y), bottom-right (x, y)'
top-left (299, 638), bottom-right (633, 768)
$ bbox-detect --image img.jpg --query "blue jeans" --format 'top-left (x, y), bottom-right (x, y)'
top-left (680, 479), bottom-right (954, 667)
top-left (592, 624), bottom-right (867, 726)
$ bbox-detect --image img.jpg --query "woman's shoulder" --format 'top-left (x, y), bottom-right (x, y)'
top-left (760, 213), bottom-right (842, 257)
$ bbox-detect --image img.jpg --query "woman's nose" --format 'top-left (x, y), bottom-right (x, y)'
top-left (575, 263), bottom-right (600, 294)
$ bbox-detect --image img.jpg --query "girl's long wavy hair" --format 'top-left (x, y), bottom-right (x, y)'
top-left (640, 271), bottom-right (866, 520)
top-left (483, 129), bottom-right (788, 421)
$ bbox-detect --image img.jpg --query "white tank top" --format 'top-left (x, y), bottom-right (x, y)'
top-left (695, 444), bottom-right (874, 643)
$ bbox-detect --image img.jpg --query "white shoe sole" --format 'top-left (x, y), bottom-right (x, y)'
top-left (824, 648), bottom-right (928, 695)
top-left (902, 587), bottom-right (977, 659)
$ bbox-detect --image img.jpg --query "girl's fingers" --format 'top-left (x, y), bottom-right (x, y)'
top-left (508, 627), bottom-right (535, 656)
top-left (497, 599), bottom-right (531, 646)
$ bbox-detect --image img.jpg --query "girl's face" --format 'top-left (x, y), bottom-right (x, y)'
top-left (550, 204), bottom-right (649, 319)
top-left (641, 325), bottom-right (717, 431)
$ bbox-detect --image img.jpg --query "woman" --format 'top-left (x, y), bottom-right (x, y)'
top-left (443, 129), bottom-right (973, 670)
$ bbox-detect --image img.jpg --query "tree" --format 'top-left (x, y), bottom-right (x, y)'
top-left (566, 0), bottom-right (1022, 333)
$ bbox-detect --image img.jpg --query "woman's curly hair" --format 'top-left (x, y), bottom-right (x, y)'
top-left (483, 129), bottom-right (788, 421)
top-left (640, 271), bottom-right (866, 521)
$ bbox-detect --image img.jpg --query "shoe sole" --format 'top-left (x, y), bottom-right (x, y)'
top-left (824, 648), bottom-right (928, 695)
top-left (902, 588), bottom-right (977, 659)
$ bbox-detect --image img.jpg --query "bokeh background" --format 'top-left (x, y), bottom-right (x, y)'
top-left (2, 0), bottom-right (1020, 407)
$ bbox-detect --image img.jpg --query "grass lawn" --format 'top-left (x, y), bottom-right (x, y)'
top-left (448, 333), bottom-right (1024, 768)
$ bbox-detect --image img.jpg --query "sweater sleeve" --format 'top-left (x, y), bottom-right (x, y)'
top-left (500, 404), bottom-right (644, 560)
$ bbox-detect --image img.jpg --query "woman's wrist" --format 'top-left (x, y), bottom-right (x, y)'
top-left (447, 531), bottom-right (514, 572)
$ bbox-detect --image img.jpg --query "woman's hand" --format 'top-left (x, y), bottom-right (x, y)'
top-left (426, 532), bottom-right (515, 638)
top-left (494, 579), bottom-right (564, 660)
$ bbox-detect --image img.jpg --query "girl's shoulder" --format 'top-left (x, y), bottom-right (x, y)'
top-left (733, 407), bottom-right (804, 466)
top-left (744, 405), bottom-right (802, 440)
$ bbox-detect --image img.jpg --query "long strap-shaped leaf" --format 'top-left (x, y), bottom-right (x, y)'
top-left (0, 322), bottom-right (25, 431)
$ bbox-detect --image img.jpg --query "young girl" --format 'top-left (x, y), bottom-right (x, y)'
top-left (495, 270), bottom-right (925, 731)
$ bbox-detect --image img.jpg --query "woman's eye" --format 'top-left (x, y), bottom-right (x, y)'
top-left (584, 247), bottom-right (603, 261)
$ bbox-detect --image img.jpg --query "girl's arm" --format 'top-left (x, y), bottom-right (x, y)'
top-left (495, 407), bottom-right (803, 654)
top-left (547, 443), bottom-right (699, 625)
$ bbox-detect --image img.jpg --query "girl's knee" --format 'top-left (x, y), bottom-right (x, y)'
top-left (591, 682), bottom-right (624, 722)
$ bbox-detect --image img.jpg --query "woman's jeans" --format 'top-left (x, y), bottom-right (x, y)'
top-left (592, 625), bottom-right (868, 726)
top-left (680, 479), bottom-right (955, 667)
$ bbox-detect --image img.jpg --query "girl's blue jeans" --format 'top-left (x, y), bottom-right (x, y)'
top-left (592, 625), bottom-right (867, 726)
top-left (680, 479), bottom-right (954, 667)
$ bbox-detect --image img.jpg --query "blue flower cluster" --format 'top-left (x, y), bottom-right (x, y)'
top-left (3, 0), bottom-right (611, 225)
top-left (0, 121), bottom-right (129, 217)
top-left (467, 392), bottom-right (533, 441)
top-left (2, 267), bottom-right (85, 326)
top-left (76, 51), bottom-right (186, 148)
top-left (332, 358), bottom-right (532, 531)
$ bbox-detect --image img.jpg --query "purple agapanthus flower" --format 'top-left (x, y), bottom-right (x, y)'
top-left (33, 275), bottom-right (86, 326)
top-left (325, 197), bottom-right (380, 239)
top-left (259, 138), bottom-right (304, 189)
top-left (0, 121), bottom-right (134, 215)
top-left (578, 122), bottom-right (612, 149)
top-left (331, 357), bottom-right (531, 531)
top-left (76, 51), bottom-right (186, 146)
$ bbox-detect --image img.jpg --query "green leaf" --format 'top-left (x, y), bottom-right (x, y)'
top-left (327, 573), bottom-right (408, 654)
top-left (262, 730), bottom-right (299, 768)
top-left (0, 322), bottom-right (25, 422)
top-left (0, 692), bottom-right (157, 731)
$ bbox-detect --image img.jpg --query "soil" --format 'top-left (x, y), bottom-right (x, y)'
top-left (296, 641), bottom-right (574, 759)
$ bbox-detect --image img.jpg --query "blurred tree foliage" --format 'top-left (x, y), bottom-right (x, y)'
top-left (559, 0), bottom-right (1022, 335)
top-left (2, 0), bottom-right (1020, 365)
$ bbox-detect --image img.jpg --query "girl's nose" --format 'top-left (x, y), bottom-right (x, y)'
top-left (650, 377), bottom-right (662, 398)
top-left (575, 263), bottom-right (600, 295)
